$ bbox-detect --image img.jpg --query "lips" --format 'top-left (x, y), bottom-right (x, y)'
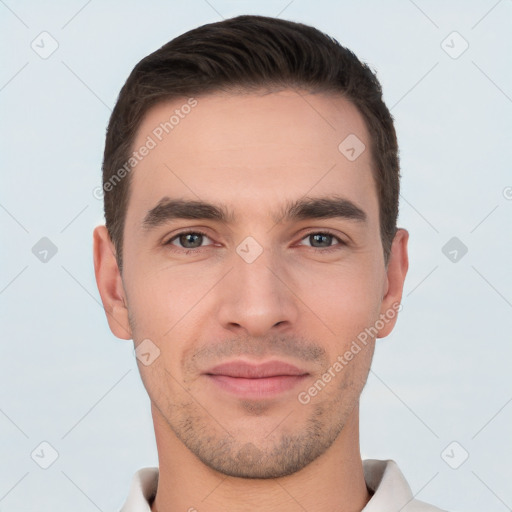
top-left (204, 360), bottom-right (309, 399)
top-left (205, 360), bottom-right (308, 379)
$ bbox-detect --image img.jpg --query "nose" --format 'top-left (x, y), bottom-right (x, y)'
top-left (216, 245), bottom-right (299, 338)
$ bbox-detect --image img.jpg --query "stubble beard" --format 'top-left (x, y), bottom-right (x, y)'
top-left (153, 376), bottom-right (357, 479)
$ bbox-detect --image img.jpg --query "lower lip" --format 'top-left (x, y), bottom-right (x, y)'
top-left (206, 374), bottom-right (308, 399)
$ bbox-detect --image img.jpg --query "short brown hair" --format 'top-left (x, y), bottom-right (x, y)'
top-left (102, 14), bottom-right (400, 272)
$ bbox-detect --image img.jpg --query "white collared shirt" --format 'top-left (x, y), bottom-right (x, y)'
top-left (119, 459), bottom-right (448, 511)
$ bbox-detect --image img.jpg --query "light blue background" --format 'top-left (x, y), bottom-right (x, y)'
top-left (1, 1), bottom-right (511, 511)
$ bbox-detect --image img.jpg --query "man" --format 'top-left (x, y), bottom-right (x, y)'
top-left (93, 14), bottom-right (447, 512)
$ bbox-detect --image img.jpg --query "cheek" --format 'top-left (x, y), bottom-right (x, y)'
top-left (125, 268), bottom-right (211, 371)
top-left (126, 264), bottom-right (205, 329)
top-left (292, 258), bottom-right (383, 333)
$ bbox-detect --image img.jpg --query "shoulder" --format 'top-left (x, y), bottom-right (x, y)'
top-left (402, 498), bottom-right (449, 511)
top-left (402, 500), bottom-right (447, 512)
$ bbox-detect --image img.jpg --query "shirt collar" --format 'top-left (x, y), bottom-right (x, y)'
top-left (119, 459), bottom-right (431, 512)
top-left (361, 459), bottom-right (413, 511)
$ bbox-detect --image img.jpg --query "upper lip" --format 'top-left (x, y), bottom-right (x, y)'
top-left (205, 360), bottom-right (309, 378)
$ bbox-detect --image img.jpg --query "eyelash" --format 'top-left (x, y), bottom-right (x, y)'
top-left (164, 230), bottom-right (346, 254)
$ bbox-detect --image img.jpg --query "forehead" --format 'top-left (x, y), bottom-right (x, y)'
top-left (125, 90), bottom-right (377, 228)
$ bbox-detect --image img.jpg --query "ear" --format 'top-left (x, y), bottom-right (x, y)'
top-left (93, 225), bottom-right (132, 340)
top-left (376, 228), bottom-right (409, 338)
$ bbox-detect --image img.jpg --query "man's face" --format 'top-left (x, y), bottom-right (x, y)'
top-left (109, 90), bottom-right (406, 478)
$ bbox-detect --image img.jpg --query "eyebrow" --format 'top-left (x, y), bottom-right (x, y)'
top-left (141, 195), bottom-right (367, 232)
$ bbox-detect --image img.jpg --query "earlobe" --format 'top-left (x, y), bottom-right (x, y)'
top-left (376, 228), bottom-right (409, 339)
top-left (93, 225), bottom-right (132, 340)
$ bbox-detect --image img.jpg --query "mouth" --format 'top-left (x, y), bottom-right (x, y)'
top-left (203, 360), bottom-right (310, 399)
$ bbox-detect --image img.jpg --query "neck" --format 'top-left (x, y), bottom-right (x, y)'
top-left (150, 403), bottom-right (371, 512)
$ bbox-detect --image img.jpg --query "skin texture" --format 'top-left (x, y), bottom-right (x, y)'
top-left (93, 89), bottom-right (409, 512)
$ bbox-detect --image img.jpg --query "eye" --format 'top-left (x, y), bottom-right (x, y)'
top-left (298, 231), bottom-right (345, 250)
top-left (163, 230), bottom-right (346, 254)
top-left (165, 230), bottom-right (214, 250)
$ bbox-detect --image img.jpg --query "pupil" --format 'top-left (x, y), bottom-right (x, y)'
top-left (181, 233), bottom-right (202, 248)
top-left (312, 233), bottom-right (331, 247)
